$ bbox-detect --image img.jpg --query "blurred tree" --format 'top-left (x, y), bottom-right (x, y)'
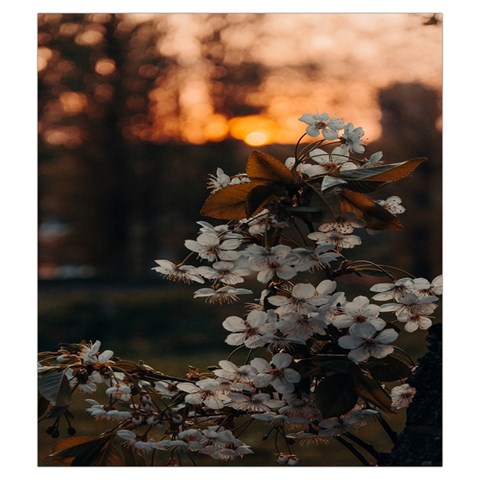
top-left (367, 83), bottom-right (442, 279)
top-left (38, 14), bottom-right (180, 278)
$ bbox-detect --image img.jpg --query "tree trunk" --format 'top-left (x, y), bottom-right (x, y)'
top-left (379, 323), bottom-right (442, 466)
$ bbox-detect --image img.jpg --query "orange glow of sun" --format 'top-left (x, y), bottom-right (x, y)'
top-left (244, 131), bottom-right (269, 146)
top-left (229, 115), bottom-right (278, 146)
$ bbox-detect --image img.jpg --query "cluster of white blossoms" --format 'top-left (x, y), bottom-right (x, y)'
top-left (39, 112), bottom-right (442, 466)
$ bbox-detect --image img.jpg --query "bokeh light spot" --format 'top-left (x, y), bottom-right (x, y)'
top-left (95, 58), bottom-right (116, 76)
top-left (244, 131), bottom-right (269, 146)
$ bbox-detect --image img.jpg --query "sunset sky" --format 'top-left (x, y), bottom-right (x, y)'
top-left (143, 13), bottom-right (442, 144)
top-left (152, 14), bottom-right (442, 143)
top-left (38, 13), bottom-right (442, 147)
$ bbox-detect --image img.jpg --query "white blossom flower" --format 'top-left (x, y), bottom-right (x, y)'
top-left (196, 221), bottom-right (243, 240)
top-left (298, 112), bottom-right (344, 139)
top-left (185, 232), bottom-right (241, 262)
top-left (268, 283), bottom-right (330, 315)
top-left (222, 310), bottom-right (278, 348)
top-left (199, 428), bottom-right (253, 460)
top-left (363, 151), bottom-right (383, 167)
top-left (376, 196), bottom-right (405, 215)
top-left (105, 383), bottom-right (131, 402)
top-left (116, 429), bottom-right (138, 445)
top-left (85, 400), bottom-right (132, 421)
top-left (338, 323), bottom-right (398, 362)
top-left (56, 353), bottom-right (80, 363)
top-left (278, 312), bottom-right (327, 341)
top-left (251, 412), bottom-right (290, 424)
top-left (152, 260), bottom-right (204, 284)
top-left (197, 261), bottom-right (251, 285)
top-left (289, 246), bottom-right (340, 272)
top-left (319, 215), bottom-right (365, 234)
top-left (240, 209), bottom-right (282, 236)
top-left (250, 352), bottom-right (301, 394)
top-left (156, 439), bottom-right (189, 451)
top-left (370, 277), bottom-right (415, 302)
top-left (79, 340), bottom-right (114, 365)
top-left (207, 168), bottom-right (231, 192)
top-left (133, 439), bottom-right (159, 453)
top-left (332, 295), bottom-right (386, 334)
top-left (213, 359), bottom-right (258, 390)
top-left (227, 392), bottom-right (285, 412)
top-left (245, 244), bottom-right (296, 283)
top-left (154, 380), bottom-right (178, 397)
top-left (308, 230), bottom-right (362, 250)
top-left (410, 275), bottom-right (443, 298)
top-left (177, 379), bottom-right (231, 410)
top-left (117, 430), bottom-right (158, 452)
top-left (317, 291), bottom-right (347, 325)
top-left (297, 148), bottom-right (357, 178)
top-left (229, 174), bottom-right (251, 185)
top-left (430, 275), bottom-right (443, 295)
top-left (177, 429), bottom-right (204, 451)
top-left (317, 407), bottom-right (378, 435)
top-left (276, 453), bottom-right (299, 465)
top-left (251, 333), bottom-right (306, 352)
top-left (316, 279), bottom-right (337, 296)
top-left (193, 286), bottom-right (253, 304)
top-left (338, 122), bottom-right (365, 154)
top-left (279, 393), bottom-right (322, 424)
top-left (391, 383), bottom-right (416, 410)
top-left (393, 293), bottom-right (438, 332)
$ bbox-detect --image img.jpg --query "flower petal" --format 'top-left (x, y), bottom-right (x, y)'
top-left (375, 328), bottom-right (399, 344)
top-left (222, 316), bottom-right (245, 332)
top-left (272, 352), bottom-right (293, 369)
top-left (338, 335), bottom-right (363, 350)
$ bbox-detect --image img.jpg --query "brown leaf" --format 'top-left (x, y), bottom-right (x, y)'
top-left (339, 189), bottom-right (403, 231)
top-left (200, 182), bottom-right (260, 220)
top-left (246, 150), bottom-right (293, 185)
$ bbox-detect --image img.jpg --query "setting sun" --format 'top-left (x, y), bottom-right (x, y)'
top-left (244, 131), bottom-right (269, 146)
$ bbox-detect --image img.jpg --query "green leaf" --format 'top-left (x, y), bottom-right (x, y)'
top-left (315, 373), bottom-right (359, 418)
top-left (38, 370), bottom-right (72, 407)
top-left (365, 355), bottom-right (413, 382)
top-left (318, 159), bottom-right (426, 194)
top-left (350, 367), bottom-right (393, 413)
